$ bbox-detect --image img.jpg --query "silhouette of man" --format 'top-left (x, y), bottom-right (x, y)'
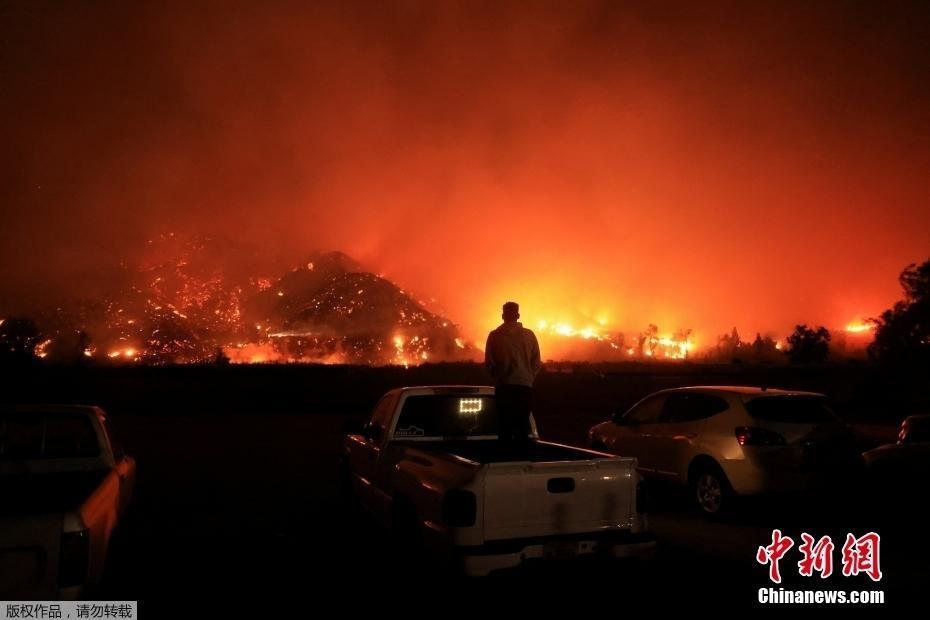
top-left (485, 302), bottom-right (542, 445)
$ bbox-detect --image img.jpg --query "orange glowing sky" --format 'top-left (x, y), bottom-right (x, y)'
top-left (2, 1), bottom-right (929, 350)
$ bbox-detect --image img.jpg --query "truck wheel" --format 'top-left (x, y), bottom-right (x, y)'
top-left (690, 463), bottom-right (733, 516)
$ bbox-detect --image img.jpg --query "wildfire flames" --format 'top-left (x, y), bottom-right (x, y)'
top-left (3, 235), bottom-right (877, 366)
top-left (534, 319), bottom-right (694, 361)
top-left (537, 320), bottom-right (614, 343)
top-left (846, 320), bottom-right (875, 334)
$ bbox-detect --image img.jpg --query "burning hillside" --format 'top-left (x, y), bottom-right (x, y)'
top-left (238, 252), bottom-right (474, 365)
top-left (27, 235), bottom-right (479, 366)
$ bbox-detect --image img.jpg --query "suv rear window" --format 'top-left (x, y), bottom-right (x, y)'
top-left (395, 395), bottom-right (499, 438)
top-left (662, 393), bottom-right (729, 423)
top-left (0, 413), bottom-right (100, 460)
top-left (744, 396), bottom-right (838, 425)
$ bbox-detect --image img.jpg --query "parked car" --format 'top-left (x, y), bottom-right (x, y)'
top-left (864, 414), bottom-right (930, 481)
top-left (0, 405), bottom-right (136, 599)
top-left (341, 385), bottom-right (655, 575)
top-left (588, 386), bottom-right (861, 515)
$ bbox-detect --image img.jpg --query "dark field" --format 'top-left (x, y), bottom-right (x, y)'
top-left (2, 362), bottom-right (928, 610)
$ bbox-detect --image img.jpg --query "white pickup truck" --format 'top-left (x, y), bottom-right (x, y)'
top-left (0, 405), bottom-right (136, 599)
top-left (342, 385), bottom-right (655, 575)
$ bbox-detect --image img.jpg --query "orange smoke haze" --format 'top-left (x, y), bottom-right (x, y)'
top-left (2, 1), bottom-right (929, 354)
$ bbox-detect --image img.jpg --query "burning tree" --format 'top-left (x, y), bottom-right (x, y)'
top-left (638, 324), bottom-right (658, 357)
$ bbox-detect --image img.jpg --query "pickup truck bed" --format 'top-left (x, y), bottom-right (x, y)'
top-left (0, 471), bottom-right (112, 517)
top-left (344, 386), bottom-right (655, 575)
top-left (411, 440), bottom-right (603, 464)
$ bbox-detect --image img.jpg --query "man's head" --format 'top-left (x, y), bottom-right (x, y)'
top-left (502, 301), bottom-right (520, 323)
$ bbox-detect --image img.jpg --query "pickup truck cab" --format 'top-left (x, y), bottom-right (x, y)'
top-left (0, 405), bottom-right (136, 599)
top-left (342, 386), bottom-right (654, 575)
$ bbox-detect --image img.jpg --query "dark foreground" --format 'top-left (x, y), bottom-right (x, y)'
top-left (2, 362), bottom-right (928, 610)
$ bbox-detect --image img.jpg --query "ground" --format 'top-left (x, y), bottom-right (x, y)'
top-left (2, 361), bottom-right (927, 609)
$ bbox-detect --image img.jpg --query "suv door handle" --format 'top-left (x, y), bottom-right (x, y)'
top-left (640, 433), bottom-right (652, 438)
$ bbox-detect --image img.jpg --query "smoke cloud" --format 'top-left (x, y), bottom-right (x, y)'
top-left (3, 0), bottom-right (929, 348)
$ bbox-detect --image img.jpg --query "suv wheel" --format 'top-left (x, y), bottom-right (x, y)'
top-left (691, 465), bottom-right (732, 515)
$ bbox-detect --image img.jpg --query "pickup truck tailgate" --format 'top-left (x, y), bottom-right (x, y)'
top-left (482, 458), bottom-right (635, 540)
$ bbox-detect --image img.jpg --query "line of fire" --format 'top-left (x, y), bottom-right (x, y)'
top-left (1, 234), bottom-right (881, 368)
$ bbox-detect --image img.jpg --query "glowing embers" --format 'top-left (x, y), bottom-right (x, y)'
top-left (34, 339), bottom-right (52, 359)
top-left (459, 398), bottom-right (483, 415)
top-left (107, 347), bottom-right (140, 361)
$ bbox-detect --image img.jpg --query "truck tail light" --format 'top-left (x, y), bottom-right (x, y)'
top-left (735, 426), bottom-right (786, 447)
top-left (58, 529), bottom-right (90, 588)
top-left (442, 490), bottom-right (477, 527)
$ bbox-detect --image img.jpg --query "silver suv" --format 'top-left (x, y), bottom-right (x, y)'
top-left (588, 386), bottom-right (860, 514)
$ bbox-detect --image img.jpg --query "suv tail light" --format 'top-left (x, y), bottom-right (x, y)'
top-left (442, 490), bottom-right (477, 527)
top-left (735, 426), bottom-right (786, 446)
top-left (58, 529), bottom-right (89, 588)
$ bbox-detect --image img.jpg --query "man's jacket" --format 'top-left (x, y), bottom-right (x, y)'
top-left (484, 321), bottom-right (542, 387)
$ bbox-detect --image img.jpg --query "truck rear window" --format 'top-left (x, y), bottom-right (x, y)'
top-left (395, 395), bottom-right (499, 438)
top-left (744, 396), bottom-right (839, 425)
top-left (0, 413), bottom-right (100, 460)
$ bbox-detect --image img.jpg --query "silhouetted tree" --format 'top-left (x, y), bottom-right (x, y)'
top-left (869, 259), bottom-right (930, 365)
top-left (0, 317), bottom-right (42, 364)
top-left (715, 327), bottom-right (741, 361)
top-left (785, 324), bottom-right (831, 363)
top-left (46, 330), bottom-right (92, 364)
top-left (213, 347), bottom-right (231, 365)
top-left (761, 334), bottom-right (780, 362)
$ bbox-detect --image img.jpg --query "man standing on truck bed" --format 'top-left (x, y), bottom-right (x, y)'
top-left (485, 301), bottom-right (542, 445)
